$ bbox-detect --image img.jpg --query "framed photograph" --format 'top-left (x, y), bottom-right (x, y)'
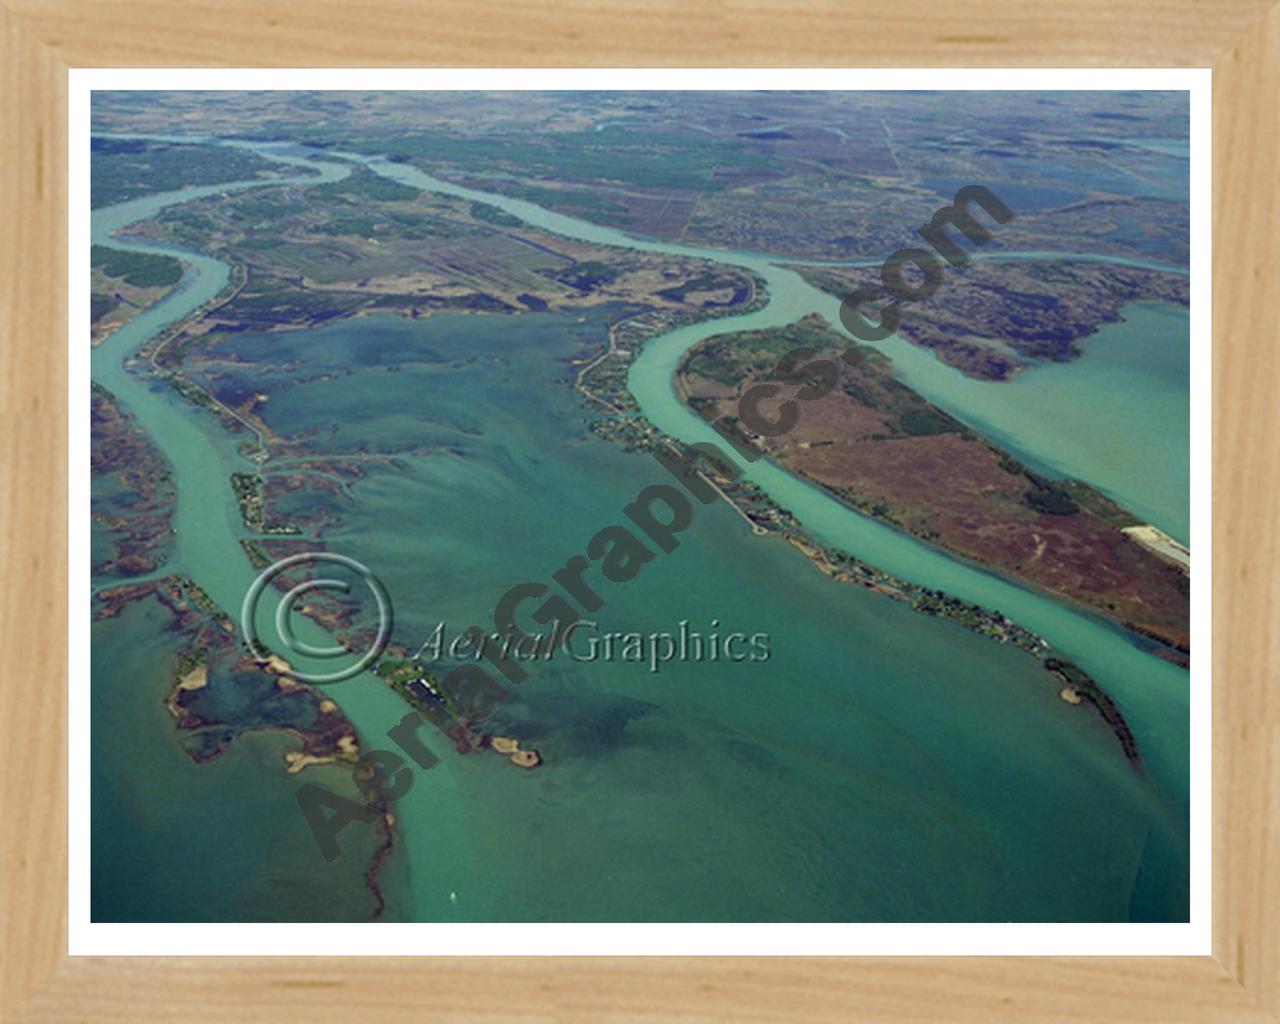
top-left (3, 3), bottom-right (1276, 1020)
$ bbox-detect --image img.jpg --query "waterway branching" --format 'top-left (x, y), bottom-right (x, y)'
top-left (574, 305), bottom-right (1144, 765)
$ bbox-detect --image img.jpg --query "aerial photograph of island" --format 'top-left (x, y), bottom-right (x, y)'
top-left (89, 88), bottom-right (1191, 925)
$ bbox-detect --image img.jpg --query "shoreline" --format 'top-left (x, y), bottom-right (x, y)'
top-left (575, 310), bottom-right (1150, 766)
top-left (99, 573), bottom-right (394, 917)
top-left (90, 132), bottom-right (1183, 924)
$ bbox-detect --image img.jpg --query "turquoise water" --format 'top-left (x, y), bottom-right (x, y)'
top-left (90, 136), bottom-right (1191, 922)
top-left (213, 311), bottom-right (1175, 922)
top-left (92, 150), bottom-right (422, 919)
top-left (360, 154), bottom-right (1190, 540)
top-left (91, 599), bottom-right (407, 921)
top-left (876, 302), bottom-right (1190, 543)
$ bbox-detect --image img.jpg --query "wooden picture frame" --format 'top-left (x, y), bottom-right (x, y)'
top-left (2, 3), bottom-right (1275, 1019)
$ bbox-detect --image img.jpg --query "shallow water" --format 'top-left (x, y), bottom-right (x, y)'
top-left (91, 599), bottom-right (407, 921)
top-left (227, 312), bottom-right (1175, 922)
top-left (89, 136), bottom-right (1191, 922)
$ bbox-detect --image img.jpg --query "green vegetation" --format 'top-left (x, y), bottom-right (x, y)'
top-left (312, 215), bottom-right (385, 238)
top-left (231, 473), bottom-right (266, 530)
top-left (1045, 657), bottom-right (1141, 762)
top-left (148, 207), bottom-right (228, 248)
top-left (375, 659), bottom-right (457, 718)
top-left (499, 183), bottom-right (632, 225)
top-left (331, 127), bottom-right (764, 195)
top-left (309, 166), bottom-right (420, 202)
top-left (680, 318), bottom-right (842, 387)
top-left (309, 206), bottom-right (465, 241)
top-left (166, 375), bottom-right (224, 415)
top-left (175, 576), bottom-right (218, 614)
top-left (469, 201), bottom-right (522, 227)
top-left (211, 272), bottom-right (375, 327)
top-left (373, 659), bottom-right (421, 685)
top-left (91, 246), bottom-right (183, 288)
top-left (231, 472), bottom-right (301, 535)
top-left (91, 138), bottom-right (285, 207)
top-left (551, 260), bottom-right (619, 291)
top-left (911, 590), bottom-right (1031, 645)
top-left (1023, 488), bottom-right (1079, 516)
top-left (1000, 455), bottom-right (1135, 523)
top-left (239, 538), bottom-right (273, 570)
top-left (225, 195), bottom-right (303, 221)
top-left (90, 293), bottom-right (117, 322)
top-left (897, 404), bottom-right (961, 437)
top-left (1022, 471), bottom-right (1081, 516)
top-left (173, 647), bottom-right (210, 683)
top-left (656, 269), bottom-right (750, 305)
top-left (1061, 480), bottom-right (1144, 528)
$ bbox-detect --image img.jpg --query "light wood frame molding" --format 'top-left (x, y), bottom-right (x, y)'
top-left (2, 3), bottom-right (1276, 1020)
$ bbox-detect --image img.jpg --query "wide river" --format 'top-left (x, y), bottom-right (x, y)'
top-left (91, 136), bottom-right (1191, 922)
